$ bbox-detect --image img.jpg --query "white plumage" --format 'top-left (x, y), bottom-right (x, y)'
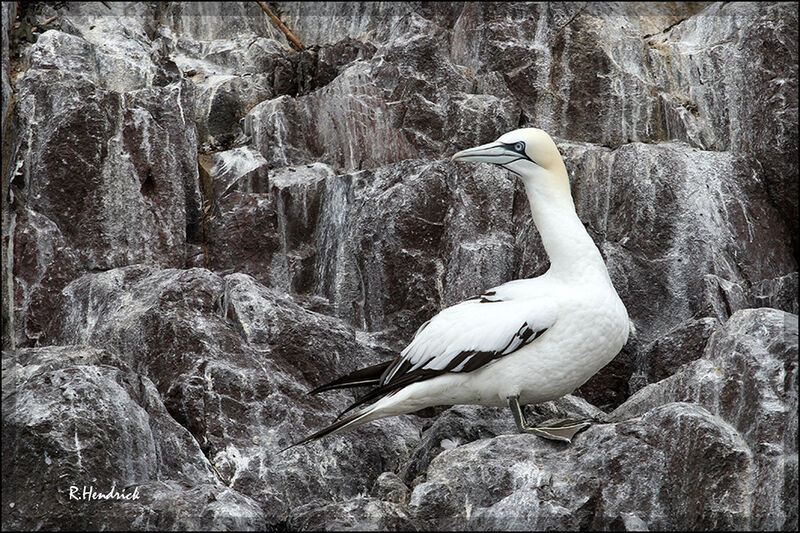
top-left (294, 128), bottom-right (629, 447)
top-left (387, 291), bottom-right (557, 377)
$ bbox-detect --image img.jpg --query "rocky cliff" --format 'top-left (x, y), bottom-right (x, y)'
top-left (1, 2), bottom-right (797, 530)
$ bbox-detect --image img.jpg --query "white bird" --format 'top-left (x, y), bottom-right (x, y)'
top-left (290, 128), bottom-right (629, 448)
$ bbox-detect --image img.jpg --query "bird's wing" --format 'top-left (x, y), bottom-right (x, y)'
top-left (380, 286), bottom-right (558, 386)
top-left (461, 277), bottom-right (543, 303)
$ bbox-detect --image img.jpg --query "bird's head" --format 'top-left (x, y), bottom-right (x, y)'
top-left (451, 128), bottom-right (570, 197)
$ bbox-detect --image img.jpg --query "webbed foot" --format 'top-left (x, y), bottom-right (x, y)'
top-left (507, 396), bottom-right (593, 443)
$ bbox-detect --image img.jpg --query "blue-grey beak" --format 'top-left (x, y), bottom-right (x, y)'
top-left (451, 141), bottom-right (518, 165)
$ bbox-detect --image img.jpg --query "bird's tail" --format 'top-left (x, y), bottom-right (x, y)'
top-left (281, 401), bottom-right (387, 452)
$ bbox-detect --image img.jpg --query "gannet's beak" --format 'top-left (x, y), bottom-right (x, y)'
top-left (451, 141), bottom-right (516, 165)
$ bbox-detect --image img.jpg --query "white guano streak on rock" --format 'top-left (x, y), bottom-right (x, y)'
top-left (69, 391), bottom-right (83, 470)
top-left (214, 147), bottom-right (263, 193)
top-left (215, 443), bottom-right (248, 487)
top-left (264, 99), bottom-right (292, 168)
top-left (202, 74), bottom-right (237, 118)
top-left (130, 107), bottom-right (152, 160)
top-left (173, 83), bottom-right (186, 127)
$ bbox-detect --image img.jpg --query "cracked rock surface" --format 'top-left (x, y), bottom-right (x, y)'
top-left (2, 2), bottom-right (797, 530)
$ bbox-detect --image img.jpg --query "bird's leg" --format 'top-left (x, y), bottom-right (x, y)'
top-left (507, 395), bottom-right (592, 443)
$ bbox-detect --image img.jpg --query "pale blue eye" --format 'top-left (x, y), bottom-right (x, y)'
top-left (514, 142), bottom-right (525, 152)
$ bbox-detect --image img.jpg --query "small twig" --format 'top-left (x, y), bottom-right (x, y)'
top-left (211, 463), bottom-right (228, 484)
top-left (256, 1), bottom-right (305, 51)
top-left (30, 15), bottom-right (57, 34)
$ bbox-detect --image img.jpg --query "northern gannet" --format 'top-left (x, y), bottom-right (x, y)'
top-left (291, 128), bottom-right (629, 448)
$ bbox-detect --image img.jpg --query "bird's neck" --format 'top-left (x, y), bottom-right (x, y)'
top-left (522, 174), bottom-right (610, 283)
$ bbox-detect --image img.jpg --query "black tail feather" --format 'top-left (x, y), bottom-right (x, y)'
top-left (308, 360), bottom-right (393, 394)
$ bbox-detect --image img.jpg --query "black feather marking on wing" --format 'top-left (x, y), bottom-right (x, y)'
top-left (380, 358), bottom-right (410, 384)
top-left (308, 360), bottom-right (393, 394)
top-left (460, 350), bottom-right (500, 372)
top-left (441, 349), bottom-right (476, 370)
top-left (465, 289), bottom-right (498, 302)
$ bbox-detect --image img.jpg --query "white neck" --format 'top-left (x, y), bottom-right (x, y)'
top-left (521, 171), bottom-right (610, 283)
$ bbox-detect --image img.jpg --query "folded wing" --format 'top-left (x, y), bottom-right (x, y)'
top-left (380, 292), bottom-right (557, 385)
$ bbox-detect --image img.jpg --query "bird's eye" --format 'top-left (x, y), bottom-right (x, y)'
top-left (514, 142), bottom-right (525, 153)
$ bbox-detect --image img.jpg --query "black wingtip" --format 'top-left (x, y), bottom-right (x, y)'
top-left (279, 433), bottom-right (315, 453)
top-left (279, 428), bottom-right (325, 453)
top-left (307, 360), bottom-right (394, 395)
top-left (279, 409), bottom-right (371, 452)
top-left (307, 384), bottom-right (334, 395)
top-left (307, 380), bottom-right (375, 396)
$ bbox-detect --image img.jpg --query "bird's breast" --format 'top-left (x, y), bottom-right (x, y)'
top-left (495, 285), bottom-right (628, 404)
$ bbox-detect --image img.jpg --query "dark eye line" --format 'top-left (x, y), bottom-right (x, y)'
top-left (501, 142), bottom-right (537, 166)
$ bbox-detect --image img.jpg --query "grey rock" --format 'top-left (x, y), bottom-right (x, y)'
top-left (611, 308), bottom-right (799, 530)
top-left (449, 2), bottom-right (695, 146)
top-left (288, 497), bottom-right (417, 531)
top-left (1, 1), bottom-right (15, 352)
top-left (102, 481), bottom-right (267, 531)
top-left (204, 146), bottom-right (271, 201)
top-left (205, 187), bottom-right (280, 283)
top-left (161, 2), bottom-right (285, 43)
top-left (309, 159), bottom-right (518, 339)
top-left (371, 472), bottom-right (411, 505)
top-left (159, 12), bottom-right (381, 149)
top-left (399, 395), bottom-right (603, 485)
top-left (277, 2), bottom-right (413, 48)
top-left (409, 402), bottom-right (752, 530)
top-left (266, 163), bottom-right (334, 293)
top-left (162, 33), bottom-right (288, 149)
top-left (242, 11), bottom-right (519, 171)
top-left (701, 274), bottom-right (753, 323)
top-left (640, 317), bottom-right (720, 384)
top-left (39, 2), bottom-right (161, 92)
top-left (658, 3), bottom-right (799, 249)
top-left (398, 405), bottom-right (517, 485)
top-left (752, 272), bottom-right (800, 315)
top-left (201, 158), bottom-right (333, 293)
top-left (1, 1), bottom-right (14, 131)
top-left (50, 266), bottom-right (421, 524)
top-left (9, 28), bottom-right (201, 346)
top-left (700, 272), bottom-right (799, 323)
top-left (1, 345), bottom-right (263, 531)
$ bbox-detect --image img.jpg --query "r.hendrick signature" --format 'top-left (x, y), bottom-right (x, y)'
top-left (69, 485), bottom-right (141, 501)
